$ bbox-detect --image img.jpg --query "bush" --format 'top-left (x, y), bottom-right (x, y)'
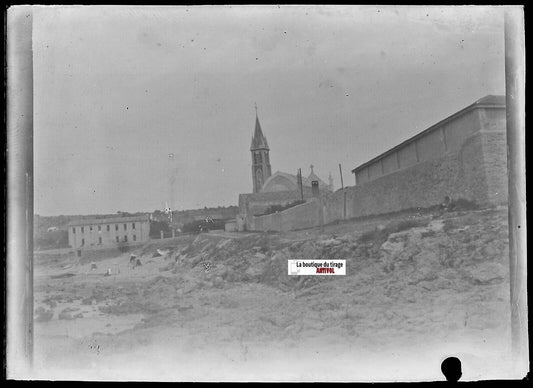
top-left (395, 219), bottom-right (429, 232)
top-left (182, 219), bottom-right (226, 234)
top-left (149, 221), bottom-right (170, 238)
top-left (34, 229), bottom-right (69, 250)
top-left (258, 200), bottom-right (305, 216)
top-left (358, 228), bottom-right (391, 244)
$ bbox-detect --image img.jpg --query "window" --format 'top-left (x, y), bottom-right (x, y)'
top-left (98, 237), bottom-right (102, 244)
top-left (81, 238), bottom-right (85, 246)
top-left (116, 236), bottom-right (119, 242)
top-left (132, 223), bottom-right (136, 230)
top-left (81, 226), bottom-right (84, 233)
top-left (124, 223), bottom-right (127, 230)
top-left (115, 224), bottom-right (118, 231)
top-left (72, 227), bottom-right (76, 234)
top-left (133, 235), bottom-right (136, 241)
top-left (98, 225), bottom-right (101, 231)
top-left (107, 225), bottom-right (110, 232)
top-left (89, 226), bottom-right (93, 231)
top-left (124, 235), bottom-right (128, 242)
top-left (256, 169), bottom-right (263, 189)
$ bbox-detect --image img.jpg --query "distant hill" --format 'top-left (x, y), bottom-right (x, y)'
top-left (152, 206), bottom-right (239, 227)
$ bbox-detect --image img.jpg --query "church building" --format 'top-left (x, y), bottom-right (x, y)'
top-left (249, 109), bottom-right (333, 194)
top-left (237, 108), bottom-right (332, 231)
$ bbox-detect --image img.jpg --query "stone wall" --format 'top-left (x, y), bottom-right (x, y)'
top-left (74, 242), bottom-right (145, 263)
top-left (224, 221), bottom-right (237, 232)
top-left (480, 131), bottom-right (509, 205)
top-left (325, 130), bottom-right (508, 223)
top-left (252, 199), bottom-right (321, 232)
top-left (238, 187), bottom-right (316, 230)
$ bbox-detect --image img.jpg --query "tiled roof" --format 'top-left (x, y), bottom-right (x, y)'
top-left (67, 214), bottom-right (150, 227)
top-left (351, 95), bottom-right (506, 174)
top-left (306, 171), bottom-right (328, 188)
top-left (263, 170), bottom-right (330, 191)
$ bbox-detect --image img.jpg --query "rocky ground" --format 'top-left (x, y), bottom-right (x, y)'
top-left (32, 206), bottom-right (517, 381)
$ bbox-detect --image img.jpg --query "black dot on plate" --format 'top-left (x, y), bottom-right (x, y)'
top-left (441, 357), bottom-right (462, 382)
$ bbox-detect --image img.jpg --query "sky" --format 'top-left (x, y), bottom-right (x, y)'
top-left (33, 5), bottom-right (506, 216)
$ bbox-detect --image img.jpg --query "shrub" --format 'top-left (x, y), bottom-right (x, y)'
top-left (358, 228), bottom-right (391, 244)
top-left (182, 219), bottom-right (226, 233)
top-left (149, 220), bottom-right (170, 238)
top-left (395, 219), bottom-right (429, 232)
top-left (34, 229), bottom-right (69, 250)
top-left (258, 200), bottom-right (306, 216)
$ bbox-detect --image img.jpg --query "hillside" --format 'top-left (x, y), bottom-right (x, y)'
top-left (32, 206), bottom-right (514, 381)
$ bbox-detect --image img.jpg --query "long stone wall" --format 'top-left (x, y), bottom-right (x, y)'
top-left (238, 187), bottom-right (316, 230)
top-left (325, 130), bottom-right (508, 223)
top-left (252, 199), bottom-right (321, 232)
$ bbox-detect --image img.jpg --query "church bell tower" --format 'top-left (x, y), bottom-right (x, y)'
top-left (250, 105), bottom-right (272, 193)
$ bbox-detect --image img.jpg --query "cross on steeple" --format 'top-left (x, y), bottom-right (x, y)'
top-left (254, 102), bottom-right (258, 116)
top-left (310, 164), bottom-right (314, 173)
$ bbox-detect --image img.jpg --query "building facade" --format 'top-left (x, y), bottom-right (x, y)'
top-left (67, 214), bottom-right (150, 249)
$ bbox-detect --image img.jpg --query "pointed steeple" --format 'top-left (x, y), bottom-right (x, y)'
top-left (250, 105), bottom-right (269, 150)
top-left (250, 104), bottom-right (272, 193)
